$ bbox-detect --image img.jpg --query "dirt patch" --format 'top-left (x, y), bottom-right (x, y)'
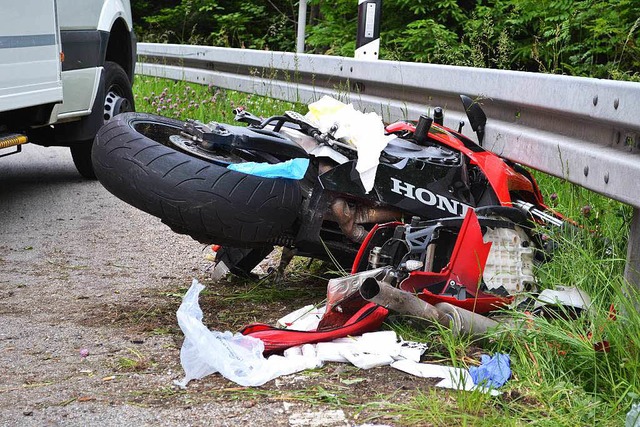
top-left (79, 272), bottom-right (328, 332)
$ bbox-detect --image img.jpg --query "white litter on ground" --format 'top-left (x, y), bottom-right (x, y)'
top-left (175, 279), bottom-right (499, 395)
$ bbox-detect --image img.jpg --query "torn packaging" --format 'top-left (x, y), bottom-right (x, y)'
top-left (177, 280), bottom-right (327, 387)
top-left (305, 96), bottom-right (395, 193)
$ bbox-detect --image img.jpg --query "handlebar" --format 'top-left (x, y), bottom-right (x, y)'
top-left (235, 108), bottom-right (357, 153)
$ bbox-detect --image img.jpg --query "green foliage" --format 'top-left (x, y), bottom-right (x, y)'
top-left (304, 0), bottom-right (358, 56)
top-left (132, 0), bottom-right (639, 79)
top-left (506, 0), bottom-right (640, 77)
top-left (133, 76), bottom-right (301, 122)
top-left (133, 0), bottom-right (297, 50)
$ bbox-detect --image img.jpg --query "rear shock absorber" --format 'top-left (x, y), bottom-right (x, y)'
top-left (0, 133), bottom-right (27, 148)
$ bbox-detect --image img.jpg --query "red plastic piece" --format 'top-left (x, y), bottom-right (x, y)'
top-left (240, 303), bottom-right (389, 353)
top-left (399, 209), bottom-right (510, 314)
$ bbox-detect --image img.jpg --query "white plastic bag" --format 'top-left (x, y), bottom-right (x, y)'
top-left (305, 96), bottom-right (395, 193)
top-left (627, 402), bottom-right (640, 427)
top-left (175, 279), bottom-right (321, 388)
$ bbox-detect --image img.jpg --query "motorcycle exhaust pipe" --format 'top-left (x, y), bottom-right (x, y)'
top-left (359, 277), bottom-right (449, 325)
top-left (434, 302), bottom-right (501, 337)
top-left (328, 198), bottom-right (401, 243)
top-left (359, 278), bottom-right (501, 337)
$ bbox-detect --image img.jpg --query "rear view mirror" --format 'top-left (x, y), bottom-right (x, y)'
top-left (460, 95), bottom-right (487, 146)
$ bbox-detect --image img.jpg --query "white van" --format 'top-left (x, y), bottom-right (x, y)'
top-left (0, 0), bottom-right (136, 178)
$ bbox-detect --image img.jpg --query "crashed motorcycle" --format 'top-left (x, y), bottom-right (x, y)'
top-left (92, 95), bottom-right (567, 319)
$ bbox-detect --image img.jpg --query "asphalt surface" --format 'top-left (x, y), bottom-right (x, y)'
top-left (0, 144), bottom-right (341, 426)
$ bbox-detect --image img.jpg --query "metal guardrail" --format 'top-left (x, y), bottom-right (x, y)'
top-left (136, 42), bottom-right (640, 287)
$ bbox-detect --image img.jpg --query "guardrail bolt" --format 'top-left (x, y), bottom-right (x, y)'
top-left (614, 98), bottom-right (620, 109)
top-left (584, 165), bottom-right (589, 177)
top-left (593, 95), bottom-right (598, 106)
top-left (604, 172), bottom-right (609, 184)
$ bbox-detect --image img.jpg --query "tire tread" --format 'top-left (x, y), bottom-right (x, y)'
top-left (92, 112), bottom-right (302, 245)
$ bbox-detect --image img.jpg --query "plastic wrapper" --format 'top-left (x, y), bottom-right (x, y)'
top-left (175, 279), bottom-right (321, 388)
top-left (227, 157), bottom-right (309, 180)
top-left (305, 96), bottom-right (395, 193)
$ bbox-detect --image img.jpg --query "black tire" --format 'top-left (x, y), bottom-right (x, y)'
top-left (91, 112), bottom-right (302, 246)
top-left (71, 61), bottom-right (135, 179)
top-left (70, 143), bottom-right (96, 179)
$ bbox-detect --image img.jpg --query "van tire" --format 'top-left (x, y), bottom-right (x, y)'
top-left (71, 61), bottom-right (135, 179)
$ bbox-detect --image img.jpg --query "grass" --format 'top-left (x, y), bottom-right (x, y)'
top-left (116, 348), bottom-right (152, 372)
top-left (132, 76), bottom-right (639, 425)
top-left (208, 384), bottom-right (352, 407)
top-left (133, 76), bottom-right (302, 123)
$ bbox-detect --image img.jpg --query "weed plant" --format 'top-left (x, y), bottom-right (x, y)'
top-left (133, 76), bottom-right (638, 425)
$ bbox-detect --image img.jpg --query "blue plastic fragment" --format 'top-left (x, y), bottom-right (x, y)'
top-left (227, 158), bottom-right (309, 180)
top-left (469, 353), bottom-right (511, 389)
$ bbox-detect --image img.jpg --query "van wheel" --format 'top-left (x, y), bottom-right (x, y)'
top-left (71, 61), bottom-right (135, 179)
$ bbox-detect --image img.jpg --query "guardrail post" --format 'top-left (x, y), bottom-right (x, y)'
top-left (625, 207), bottom-right (640, 307)
top-left (296, 0), bottom-right (307, 53)
top-left (355, 0), bottom-right (381, 60)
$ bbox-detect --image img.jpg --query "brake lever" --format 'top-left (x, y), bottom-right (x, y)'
top-left (233, 107), bottom-right (262, 126)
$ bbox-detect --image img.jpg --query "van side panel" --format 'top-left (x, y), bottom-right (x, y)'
top-left (56, 0), bottom-right (133, 32)
top-left (0, 0), bottom-right (62, 113)
top-left (52, 0), bottom-right (134, 120)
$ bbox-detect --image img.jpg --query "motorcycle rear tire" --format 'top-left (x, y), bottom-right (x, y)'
top-left (91, 112), bottom-right (302, 246)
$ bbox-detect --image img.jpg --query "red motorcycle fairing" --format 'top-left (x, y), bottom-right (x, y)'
top-left (240, 303), bottom-right (389, 353)
top-left (402, 208), bottom-right (492, 296)
top-left (354, 210), bottom-right (511, 315)
top-left (400, 209), bottom-right (511, 314)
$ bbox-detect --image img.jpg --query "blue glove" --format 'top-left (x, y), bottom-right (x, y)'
top-left (469, 353), bottom-right (511, 389)
top-left (228, 158), bottom-right (309, 180)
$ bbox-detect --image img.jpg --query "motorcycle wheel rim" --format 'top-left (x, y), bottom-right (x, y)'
top-left (129, 119), bottom-right (253, 166)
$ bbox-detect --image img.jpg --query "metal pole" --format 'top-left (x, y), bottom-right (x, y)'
top-left (296, 0), bottom-right (307, 54)
top-left (355, 0), bottom-right (381, 60)
top-left (624, 207), bottom-right (640, 308)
